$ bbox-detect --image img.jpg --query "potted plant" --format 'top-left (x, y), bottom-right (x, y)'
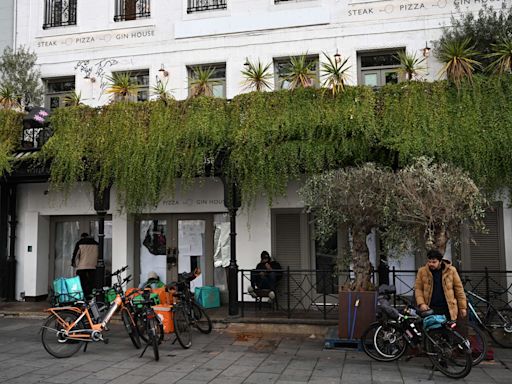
top-left (320, 52), bottom-right (351, 95)
top-left (283, 53), bottom-right (317, 89)
top-left (241, 59), bottom-right (272, 92)
top-left (436, 38), bottom-right (481, 88)
top-left (105, 72), bottom-right (140, 102)
top-left (486, 38), bottom-right (512, 76)
top-left (396, 51), bottom-right (425, 81)
top-left (189, 66), bottom-right (217, 97)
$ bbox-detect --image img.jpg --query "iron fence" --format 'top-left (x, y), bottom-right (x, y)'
top-left (239, 267), bottom-right (512, 319)
top-left (43, 0), bottom-right (77, 29)
top-left (114, 0), bottom-right (151, 22)
top-left (187, 0), bottom-right (227, 13)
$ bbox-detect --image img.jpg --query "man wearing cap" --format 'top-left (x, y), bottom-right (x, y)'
top-left (414, 249), bottom-right (467, 320)
top-left (248, 251), bottom-right (282, 301)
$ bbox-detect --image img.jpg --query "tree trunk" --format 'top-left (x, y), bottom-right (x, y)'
top-left (434, 225), bottom-right (448, 256)
top-left (351, 229), bottom-right (371, 291)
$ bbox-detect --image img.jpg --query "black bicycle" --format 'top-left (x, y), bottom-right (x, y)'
top-left (135, 290), bottom-right (160, 361)
top-left (361, 287), bottom-right (473, 379)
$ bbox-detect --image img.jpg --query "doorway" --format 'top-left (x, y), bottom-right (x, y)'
top-left (136, 214), bottom-right (223, 292)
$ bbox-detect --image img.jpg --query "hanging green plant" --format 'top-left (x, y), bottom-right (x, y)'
top-left (0, 109), bottom-right (23, 174)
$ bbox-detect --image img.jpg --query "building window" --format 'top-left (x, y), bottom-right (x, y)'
top-left (110, 70), bottom-right (150, 102)
top-left (358, 49), bottom-right (403, 88)
top-left (114, 0), bottom-right (151, 22)
top-left (187, 0), bottom-right (227, 14)
top-left (274, 55), bottom-right (319, 90)
top-left (44, 77), bottom-right (75, 110)
top-left (188, 64), bottom-right (226, 98)
top-left (43, 0), bottom-right (77, 29)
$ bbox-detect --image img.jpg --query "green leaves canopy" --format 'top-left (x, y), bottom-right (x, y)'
top-left (0, 77), bottom-right (511, 212)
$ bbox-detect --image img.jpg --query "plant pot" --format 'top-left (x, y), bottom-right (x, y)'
top-left (338, 290), bottom-right (377, 340)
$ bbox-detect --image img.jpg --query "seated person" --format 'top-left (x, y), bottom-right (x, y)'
top-left (248, 251), bottom-right (282, 301)
top-left (139, 271), bottom-right (165, 289)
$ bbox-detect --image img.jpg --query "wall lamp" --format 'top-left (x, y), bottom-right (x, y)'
top-left (84, 74), bottom-right (96, 83)
top-left (421, 41), bottom-right (431, 58)
top-left (158, 64), bottom-right (169, 77)
top-left (334, 49), bottom-right (341, 64)
top-left (243, 57), bottom-right (251, 70)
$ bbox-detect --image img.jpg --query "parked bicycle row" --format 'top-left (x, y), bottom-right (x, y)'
top-left (40, 265), bottom-right (212, 361)
top-left (361, 282), bottom-right (512, 379)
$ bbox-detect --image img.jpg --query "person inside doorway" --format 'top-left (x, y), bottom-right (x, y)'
top-left (248, 251), bottom-right (282, 301)
top-left (72, 233), bottom-right (99, 298)
top-left (414, 249), bottom-right (467, 320)
top-left (139, 271), bottom-right (165, 289)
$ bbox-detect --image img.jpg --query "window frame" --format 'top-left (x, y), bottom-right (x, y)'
top-left (113, 0), bottom-right (151, 22)
top-left (187, 0), bottom-right (227, 14)
top-left (273, 54), bottom-right (320, 90)
top-left (42, 0), bottom-right (77, 29)
top-left (357, 49), bottom-right (404, 87)
top-left (44, 76), bottom-right (76, 110)
top-left (187, 64), bottom-right (226, 98)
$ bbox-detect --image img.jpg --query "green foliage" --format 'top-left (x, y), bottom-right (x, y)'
top-left (0, 83), bottom-right (20, 110)
top-left (0, 110), bottom-right (23, 174)
top-left (42, 98), bottom-right (229, 212)
top-left (241, 59), bottom-right (272, 92)
top-left (105, 72), bottom-right (140, 102)
top-left (486, 38), bottom-right (512, 75)
top-left (0, 46), bottom-right (43, 108)
top-left (283, 54), bottom-right (317, 89)
top-left (396, 51), bottom-right (425, 81)
top-left (435, 4), bottom-right (512, 72)
top-left (63, 91), bottom-right (82, 107)
top-left (436, 38), bottom-right (481, 87)
top-left (229, 87), bottom-right (377, 205)
top-left (189, 67), bottom-right (217, 97)
top-left (320, 52), bottom-right (351, 95)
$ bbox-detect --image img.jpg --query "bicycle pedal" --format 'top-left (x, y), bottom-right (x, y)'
top-left (103, 338), bottom-right (109, 344)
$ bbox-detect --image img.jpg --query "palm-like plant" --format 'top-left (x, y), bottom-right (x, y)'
top-left (320, 52), bottom-right (351, 95)
top-left (0, 83), bottom-right (20, 110)
top-left (63, 91), bottom-right (82, 107)
top-left (241, 59), bottom-right (272, 92)
top-left (486, 38), bottom-right (512, 76)
top-left (105, 72), bottom-right (140, 102)
top-left (436, 38), bottom-right (481, 87)
top-left (396, 51), bottom-right (426, 81)
top-left (151, 79), bottom-right (174, 104)
top-left (189, 66), bottom-right (217, 97)
top-left (283, 54), bottom-right (317, 89)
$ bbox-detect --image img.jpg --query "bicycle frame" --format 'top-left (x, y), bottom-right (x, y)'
top-left (465, 289), bottom-right (507, 328)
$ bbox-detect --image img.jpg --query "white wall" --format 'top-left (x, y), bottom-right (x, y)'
top-left (0, 0), bottom-right (14, 54)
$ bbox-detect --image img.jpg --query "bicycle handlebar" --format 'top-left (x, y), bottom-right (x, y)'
top-left (111, 265), bottom-right (129, 277)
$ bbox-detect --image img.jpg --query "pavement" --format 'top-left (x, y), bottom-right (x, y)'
top-left (1, 302), bottom-right (512, 383)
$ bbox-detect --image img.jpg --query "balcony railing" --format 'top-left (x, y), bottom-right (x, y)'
top-left (114, 0), bottom-right (151, 21)
top-left (43, 0), bottom-right (77, 29)
top-left (187, 0), bottom-right (227, 14)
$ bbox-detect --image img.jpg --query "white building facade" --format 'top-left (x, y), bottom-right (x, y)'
top-left (8, 0), bottom-right (512, 303)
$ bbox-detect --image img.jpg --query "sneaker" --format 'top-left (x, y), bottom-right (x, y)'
top-left (248, 286), bottom-right (257, 298)
top-left (268, 291), bottom-right (275, 300)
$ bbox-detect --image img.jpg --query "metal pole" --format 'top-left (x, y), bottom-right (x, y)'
top-left (95, 211), bottom-right (106, 290)
top-left (287, 266), bottom-right (291, 319)
top-left (228, 206), bottom-right (239, 316)
top-left (6, 184), bottom-right (17, 301)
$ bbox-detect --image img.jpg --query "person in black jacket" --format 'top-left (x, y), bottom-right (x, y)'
top-left (72, 233), bottom-right (99, 297)
top-left (248, 251), bottom-right (282, 301)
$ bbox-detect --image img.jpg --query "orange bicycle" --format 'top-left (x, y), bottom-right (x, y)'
top-left (41, 266), bottom-right (141, 358)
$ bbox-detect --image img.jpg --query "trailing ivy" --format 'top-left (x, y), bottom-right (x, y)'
top-left (376, 76), bottom-right (512, 194)
top-left (3, 76), bottom-right (512, 211)
top-left (0, 110), bottom-right (23, 174)
top-left (228, 88), bottom-right (378, 204)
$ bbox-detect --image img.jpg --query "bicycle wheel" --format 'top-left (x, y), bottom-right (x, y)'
top-left (41, 310), bottom-right (85, 358)
top-left (173, 305), bottom-right (192, 349)
top-left (121, 309), bottom-right (142, 349)
top-left (425, 328), bottom-right (472, 379)
top-left (457, 321), bottom-right (488, 365)
top-left (147, 316), bottom-right (160, 361)
top-left (361, 321), bottom-right (408, 361)
top-left (191, 302), bottom-right (212, 334)
top-left (487, 308), bottom-right (512, 348)
top-left (137, 312), bottom-right (164, 344)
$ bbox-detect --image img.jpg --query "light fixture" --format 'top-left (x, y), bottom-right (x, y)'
top-left (422, 41), bottom-right (431, 58)
top-left (243, 57), bottom-right (251, 69)
top-left (84, 74), bottom-right (96, 83)
top-left (334, 49), bottom-right (341, 64)
top-left (158, 64), bottom-right (169, 77)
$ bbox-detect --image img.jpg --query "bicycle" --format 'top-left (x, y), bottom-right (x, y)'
top-left (361, 287), bottom-right (473, 379)
top-left (135, 289), bottom-right (161, 361)
top-left (41, 266), bottom-right (141, 358)
top-left (465, 286), bottom-right (512, 348)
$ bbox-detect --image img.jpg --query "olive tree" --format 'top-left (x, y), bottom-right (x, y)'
top-left (0, 46), bottom-right (43, 109)
top-left (299, 163), bottom-right (394, 291)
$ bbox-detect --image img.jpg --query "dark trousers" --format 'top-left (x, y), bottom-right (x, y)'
top-left (431, 305), bottom-right (450, 319)
top-left (250, 271), bottom-right (277, 291)
top-left (77, 269), bottom-right (95, 298)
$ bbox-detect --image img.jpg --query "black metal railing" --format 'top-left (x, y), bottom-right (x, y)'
top-left (239, 267), bottom-right (512, 320)
top-left (187, 0), bottom-right (227, 14)
top-left (43, 0), bottom-right (77, 29)
top-left (114, 0), bottom-right (151, 21)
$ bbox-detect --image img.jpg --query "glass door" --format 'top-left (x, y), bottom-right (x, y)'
top-left (177, 219), bottom-right (206, 292)
top-left (139, 219), bottom-right (169, 285)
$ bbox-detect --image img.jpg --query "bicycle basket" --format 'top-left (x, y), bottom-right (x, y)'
top-left (422, 314), bottom-right (447, 331)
